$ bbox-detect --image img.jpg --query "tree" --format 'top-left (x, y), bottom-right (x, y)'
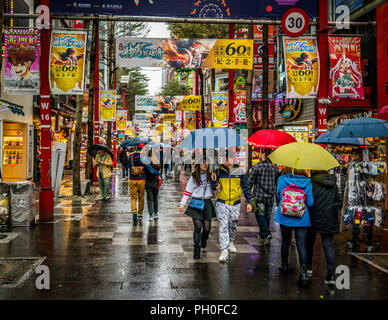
top-left (168, 23), bottom-right (228, 39)
top-left (159, 79), bottom-right (191, 96)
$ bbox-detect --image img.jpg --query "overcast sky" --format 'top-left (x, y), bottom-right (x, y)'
top-left (141, 23), bottom-right (171, 95)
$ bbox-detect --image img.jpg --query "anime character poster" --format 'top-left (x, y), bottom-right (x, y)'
top-left (3, 29), bottom-right (40, 95)
top-left (329, 36), bottom-right (364, 100)
top-left (211, 92), bottom-right (228, 127)
top-left (100, 90), bottom-right (116, 121)
top-left (233, 91), bottom-right (247, 123)
top-left (283, 37), bottom-right (320, 99)
top-left (117, 38), bottom-right (253, 70)
top-left (49, 30), bottom-right (87, 95)
top-left (116, 110), bottom-right (127, 130)
top-left (184, 111), bottom-right (196, 131)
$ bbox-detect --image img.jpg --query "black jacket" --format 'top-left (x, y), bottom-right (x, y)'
top-left (119, 150), bottom-right (128, 167)
top-left (309, 173), bottom-right (340, 234)
top-left (146, 164), bottom-right (160, 189)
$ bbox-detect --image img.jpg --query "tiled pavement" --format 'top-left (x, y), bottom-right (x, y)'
top-left (0, 169), bottom-right (388, 300)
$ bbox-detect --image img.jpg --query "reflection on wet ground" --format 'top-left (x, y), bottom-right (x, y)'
top-left (0, 169), bottom-right (387, 300)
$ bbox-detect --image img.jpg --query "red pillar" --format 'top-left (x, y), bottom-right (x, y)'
top-left (38, 0), bottom-right (54, 222)
top-left (93, 29), bottom-right (100, 182)
top-left (113, 72), bottom-right (117, 168)
top-left (317, 0), bottom-right (329, 137)
top-left (228, 24), bottom-right (235, 128)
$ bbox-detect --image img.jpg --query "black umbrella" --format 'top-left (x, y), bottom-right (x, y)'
top-left (88, 144), bottom-right (114, 159)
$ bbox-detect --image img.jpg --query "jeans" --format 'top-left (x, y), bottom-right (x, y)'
top-left (98, 177), bottom-right (110, 199)
top-left (129, 179), bottom-right (146, 215)
top-left (306, 231), bottom-right (335, 276)
top-left (254, 201), bottom-right (273, 239)
top-left (280, 225), bottom-right (308, 266)
top-left (122, 165), bottom-right (128, 178)
top-left (162, 163), bottom-right (172, 175)
top-left (146, 186), bottom-right (159, 216)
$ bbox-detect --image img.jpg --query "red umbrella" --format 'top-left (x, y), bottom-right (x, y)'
top-left (248, 129), bottom-right (297, 149)
top-left (379, 105), bottom-right (388, 113)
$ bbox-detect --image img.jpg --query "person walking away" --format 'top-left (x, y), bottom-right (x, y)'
top-left (307, 170), bottom-right (340, 286)
top-left (172, 148), bottom-right (183, 181)
top-left (163, 147), bottom-right (172, 179)
top-left (274, 168), bottom-right (314, 287)
top-left (119, 147), bottom-right (128, 179)
top-left (213, 150), bottom-right (252, 262)
top-left (94, 149), bottom-right (113, 201)
top-left (184, 149), bottom-right (192, 174)
top-left (178, 157), bottom-right (216, 259)
top-left (145, 150), bottom-right (162, 221)
top-left (249, 150), bottom-right (279, 246)
top-left (159, 146), bottom-right (164, 177)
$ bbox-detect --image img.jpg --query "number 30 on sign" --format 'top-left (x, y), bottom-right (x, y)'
top-left (281, 8), bottom-right (310, 37)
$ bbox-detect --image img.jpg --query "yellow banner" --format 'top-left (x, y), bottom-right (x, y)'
top-left (212, 92), bottom-right (229, 124)
top-left (177, 96), bottom-right (202, 111)
top-left (100, 90), bottom-right (116, 121)
top-left (162, 113), bottom-right (177, 123)
top-left (116, 110), bottom-right (127, 130)
top-left (185, 111), bottom-right (196, 131)
top-left (49, 30), bottom-right (87, 94)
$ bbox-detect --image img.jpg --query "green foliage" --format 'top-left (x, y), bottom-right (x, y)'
top-left (158, 79), bottom-right (191, 96)
top-left (168, 23), bottom-right (228, 39)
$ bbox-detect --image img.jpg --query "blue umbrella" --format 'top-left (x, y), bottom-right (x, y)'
top-left (330, 117), bottom-right (388, 138)
top-left (178, 127), bottom-right (246, 149)
top-left (120, 137), bottom-right (151, 148)
top-left (314, 130), bottom-right (371, 146)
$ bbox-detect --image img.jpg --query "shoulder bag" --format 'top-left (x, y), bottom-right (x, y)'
top-left (130, 154), bottom-right (145, 176)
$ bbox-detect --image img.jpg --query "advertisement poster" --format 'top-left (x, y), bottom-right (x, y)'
top-left (135, 95), bottom-right (202, 112)
top-left (133, 113), bottom-right (151, 124)
top-left (162, 114), bottom-right (177, 123)
top-left (253, 42), bottom-right (275, 70)
top-left (329, 36), bottom-right (364, 100)
top-left (252, 69), bottom-right (275, 100)
top-left (99, 90), bottom-right (116, 121)
top-left (211, 92), bottom-right (228, 127)
top-left (184, 111), bottom-right (196, 131)
top-left (233, 91), bottom-right (247, 123)
top-left (116, 110), bottom-right (127, 130)
top-left (125, 121), bottom-right (135, 136)
top-left (117, 38), bottom-right (253, 70)
top-left (49, 30), bottom-right (87, 95)
top-left (283, 37), bottom-right (320, 99)
top-left (3, 29), bottom-right (40, 95)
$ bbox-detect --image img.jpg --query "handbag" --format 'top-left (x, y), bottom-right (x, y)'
top-left (188, 182), bottom-right (207, 211)
top-left (130, 154), bottom-right (145, 176)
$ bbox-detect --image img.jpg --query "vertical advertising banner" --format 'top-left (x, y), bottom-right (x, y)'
top-left (233, 91), bottom-right (247, 123)
top-left (3, 29), bottom-right (40, 95)
top-left (184, 111), bottom-right (196, 131)
top-left (283, 37), bottom-right (320, 99)
top-left (116, 110), bottom-right (127, 130)
top-left (99, 90), bottom-right (116, 121)
top-left (329, 36), bottom-right (364, 100)
top-left (211, 92), bottom-right (228, 127)
top-left (49, 30), bottom-right (87, 95)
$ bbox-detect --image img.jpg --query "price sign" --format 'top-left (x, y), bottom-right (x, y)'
top-left (281, 8), bottom-right (310, 37)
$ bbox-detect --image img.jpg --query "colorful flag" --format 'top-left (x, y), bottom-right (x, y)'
top-left (211, 92), bottom-right (229, 127)
top-left (283, 36), bottom-right (320, 99)
top-left (329, 36), bottom-right (364, 100)
top-left (99, 90), bottom-right (116, 121)
top-left (49, 30), bottom-right (87, 94)
top-left (3, 29), bottom-right (40, 95)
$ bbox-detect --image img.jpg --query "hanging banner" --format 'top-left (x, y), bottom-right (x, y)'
top-left (135, 95), bottom-right (202, 112)
top-left (184, 111), bottom-right (197, 131)
top-left (99, 90), bottom-right (116, 121)
top-left (328, 36), bottom-right (364, 100)
top-left (49, 30), bottom-right (87, 95)
top-left (51, 1), bottom-right (318, 19)
top-left (211, 92), bottom-right (228, 127)
top-left (283, 36), bottom-right (320, 99)
top-left (3, 29), bottom-right (40, 95)
top-left (233, 90), bottom-right (247, 123)
top-left (116, 110), bottom-right (127, 130)
top-left (252, 69), bottom-right (275, 101)
top-left (162, 114), bottom-right (177, 123)
top-left (117, 38), bottom-right (253, 70)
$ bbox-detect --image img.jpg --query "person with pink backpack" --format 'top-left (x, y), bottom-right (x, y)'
top-left (274, 167), bottom-right (314, 288)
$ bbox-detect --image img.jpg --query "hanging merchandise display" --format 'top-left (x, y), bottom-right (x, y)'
top-left (116, 110), bottom-right (127, 130)
top-left (328, 36), bottom-right (364, 100)
top-left (3, 29), bottom-right (40, 95)
top-left (116, 38), bottom-right (253, 70)
top-left (233, 91), bottom-right (247, 124)
top-left (135, 95), bottom-right (202, 112)
top-left (99, 90), bottom-right (117, 121)
top-left (283, 36), bottom-right (320, 98)
top-left (211, 92), bottom-right (228, 127)
top-left (49, 30), bottom-right (87, 95)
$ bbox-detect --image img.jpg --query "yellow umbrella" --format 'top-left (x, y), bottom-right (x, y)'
top-left (268, 142), bottom-right (339, 171)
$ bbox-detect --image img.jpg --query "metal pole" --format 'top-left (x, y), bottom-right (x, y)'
top-left (228, 23), bottom-right (235, 128)
top-left (38, 0), bottom-right (54, 222)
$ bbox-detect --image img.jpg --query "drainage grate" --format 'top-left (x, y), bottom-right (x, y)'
top-left (0, 257), bottom-right (46, 288)
top-left (349, 253), bottom-right (388, 274)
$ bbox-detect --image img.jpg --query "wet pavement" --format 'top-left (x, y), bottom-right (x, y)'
top-left (0, 169), bottom-right (388, 300)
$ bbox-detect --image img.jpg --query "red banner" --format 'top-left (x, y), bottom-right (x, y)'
top-left (328, 36), bottom-right (364, 100)
top-left (233, 90), bottom-right (247, 124)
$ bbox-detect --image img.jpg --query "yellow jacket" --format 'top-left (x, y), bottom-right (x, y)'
top-left (95, 153), bottom-right (113, 178)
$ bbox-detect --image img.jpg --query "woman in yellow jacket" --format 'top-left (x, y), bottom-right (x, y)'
top-left (94, 149), bottom-right (113, 201)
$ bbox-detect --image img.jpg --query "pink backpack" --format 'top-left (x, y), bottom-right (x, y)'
top-left (280, 184), bottom-right (306, 218)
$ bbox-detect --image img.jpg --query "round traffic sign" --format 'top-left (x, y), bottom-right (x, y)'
top-left (281, 8), bottom-right (310, 37)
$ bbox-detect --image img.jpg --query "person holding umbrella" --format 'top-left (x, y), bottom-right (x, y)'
top-left (119, 147), bottom-right (129, 179)
top-left (94, 148), bottom-right (113, 201)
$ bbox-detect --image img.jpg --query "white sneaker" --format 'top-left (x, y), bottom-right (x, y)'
top-left (219, 249), bottom-right (229, 262)
top-left (228, 242), bottom-right (237, 253)
top-left (149, 215), bottom-right (153, 221)
top-left (153, 214), bottom-right (159, 220)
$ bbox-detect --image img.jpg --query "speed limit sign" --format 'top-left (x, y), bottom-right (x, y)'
top-left (281, 8), bottom-right (310, 37)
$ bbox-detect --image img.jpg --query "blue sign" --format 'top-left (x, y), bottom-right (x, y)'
top-left (51, 0), bottom-right (317, 19)
top-left (335, 0), bottom-right (364, 17)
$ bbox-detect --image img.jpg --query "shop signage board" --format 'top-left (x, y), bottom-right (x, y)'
top-left (283, 36), bottom-right (320, 98)
top-left (3, 29), bottom-right (40, 95)
top-left (117, 38), bottom-right (253, 70)
top-left (328, 36), bottom-right (364, 100)
top-left (51, 0), bottom-right (318, 19)
top-left (283, 126), bottom-right (308, 132)
top-left (49, 30), bottom-right (87, 95)
top-left (135, 95), bottom-right (202, 112)
top-left (211, 92), bottom-right (228, 127)
top-left (116, 110), bottom-right (127, 130)
top-left (281, 8), bottom-right (310, 37)
top-left (99, 90), bottom-right (116, 121)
